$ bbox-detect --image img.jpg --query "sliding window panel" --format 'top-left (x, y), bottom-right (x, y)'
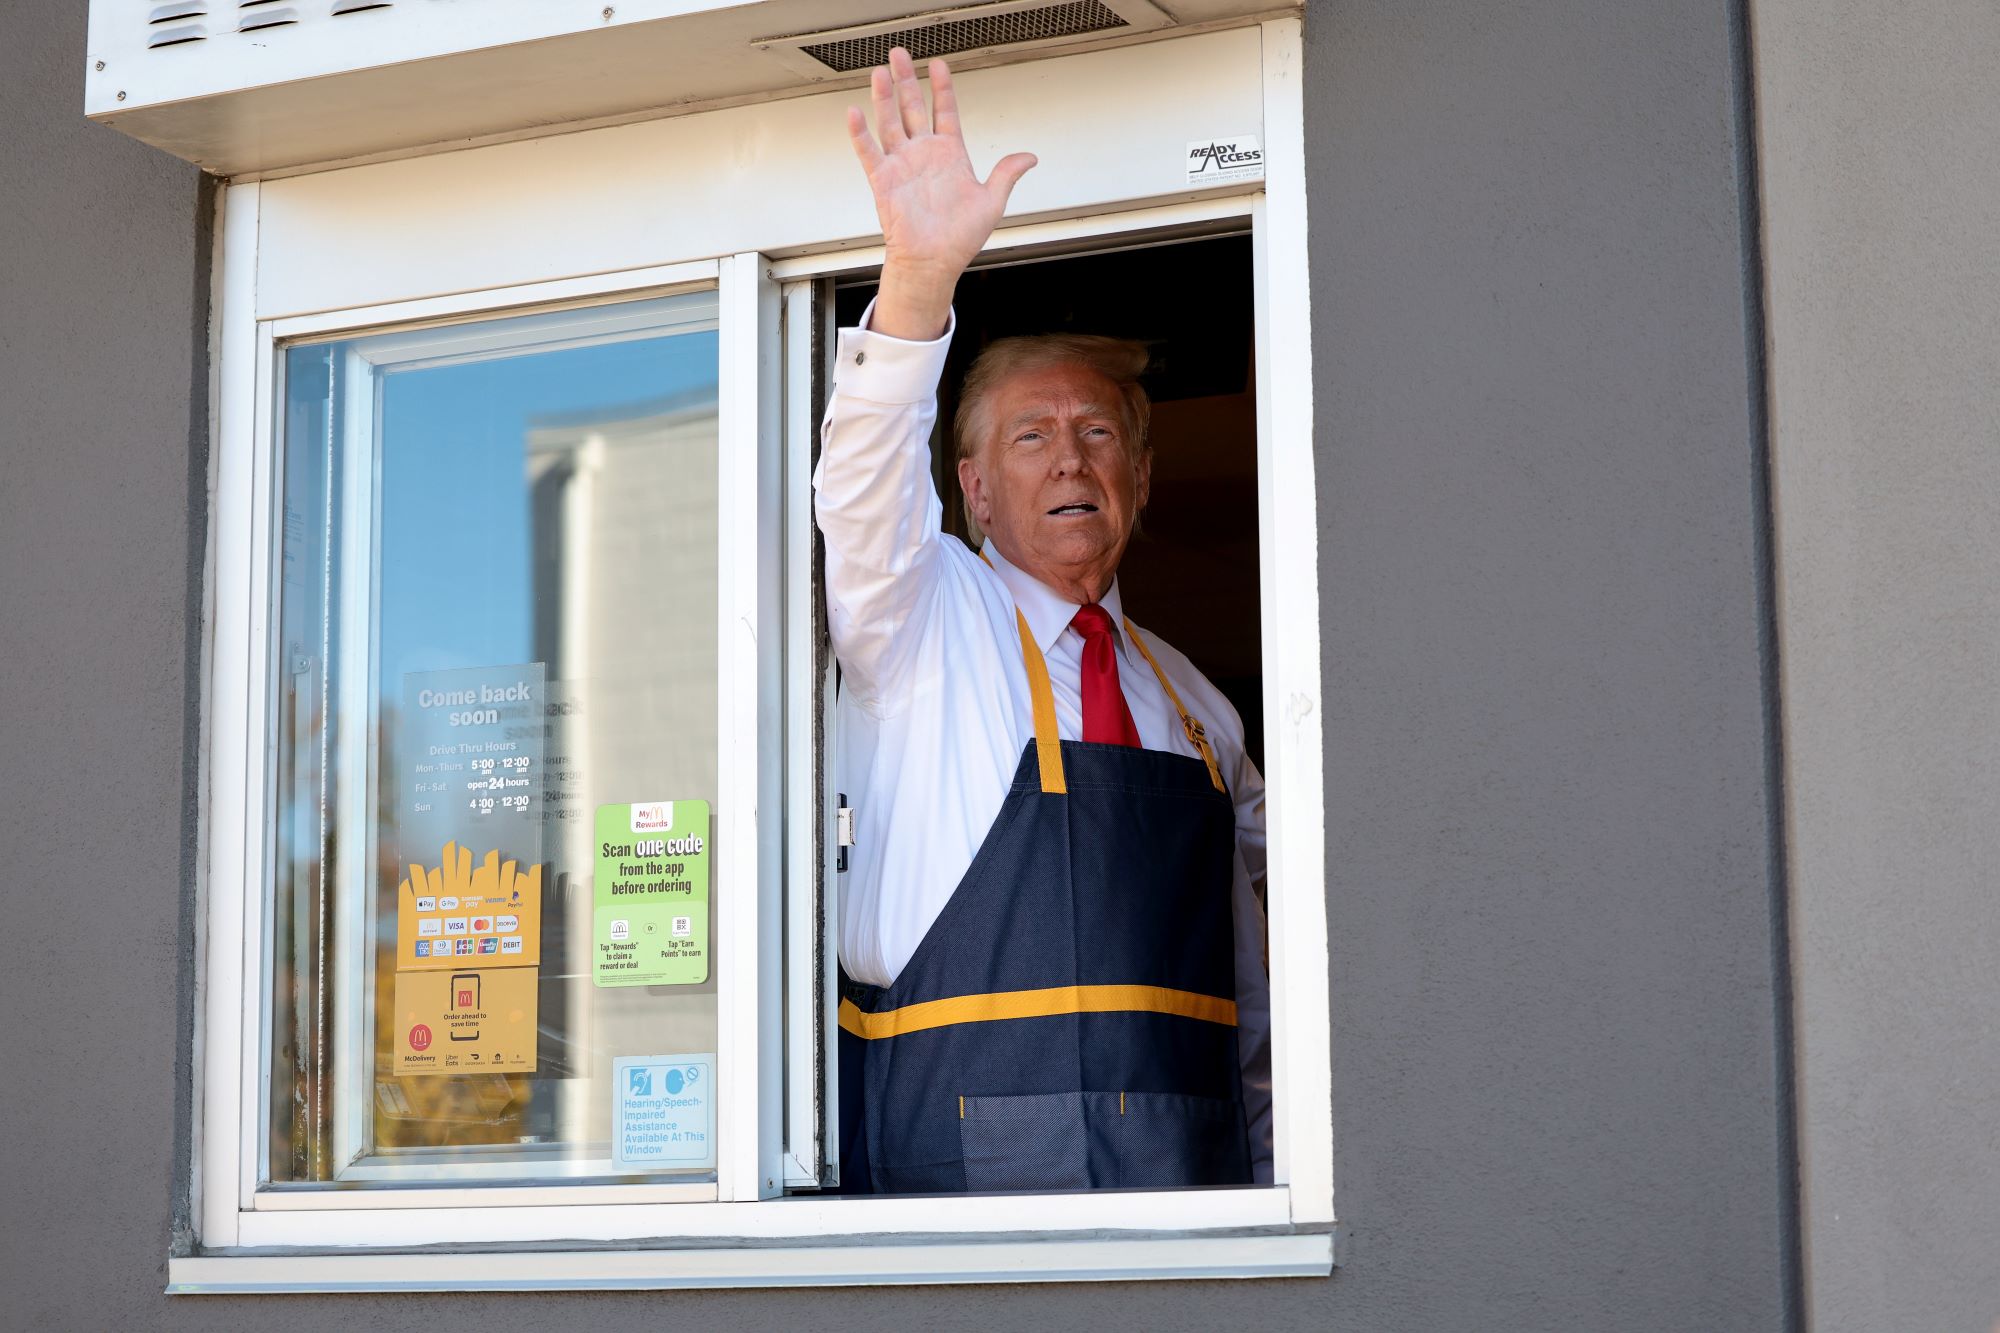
top-left (780, 277), bottom-right (840, 1188)
top-left (714, 253), bottom-right (788, 1201)
top-left (268, 291), bottom-right (730, 1189)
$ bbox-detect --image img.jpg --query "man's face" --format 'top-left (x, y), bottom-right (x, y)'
top-left (957, 361), bottom-right (1151, 602)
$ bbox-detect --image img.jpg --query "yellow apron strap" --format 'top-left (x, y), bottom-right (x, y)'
top-left (1125, 619), bottom-right (1228, 795)
top-left (981, 549), bottom-right (1067, 794)
top-left (1015, 607), bottom-right (1067, 795)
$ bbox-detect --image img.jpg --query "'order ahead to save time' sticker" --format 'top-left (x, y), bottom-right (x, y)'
top-left (594, 800), bottom-right (709, 987)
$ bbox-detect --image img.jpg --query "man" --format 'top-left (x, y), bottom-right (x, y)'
top-left (815, 48), bottom-right (1271, 1193)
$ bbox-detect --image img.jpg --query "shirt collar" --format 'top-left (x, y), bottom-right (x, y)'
top-left (981, 540), bottom-right (1127, 654)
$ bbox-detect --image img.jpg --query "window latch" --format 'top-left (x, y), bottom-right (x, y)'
top-left (836, 797), bottom-right (854, 873)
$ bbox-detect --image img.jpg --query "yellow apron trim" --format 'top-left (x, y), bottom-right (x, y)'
top-left (1014, 607), bottom-right (1067, 795)
top-left (981, 549), bottom-right (1066, 794)
top-left (1125, 620), bottom-right (1227, 795)
top-left (838, 983), bottom-right (1238, 1040)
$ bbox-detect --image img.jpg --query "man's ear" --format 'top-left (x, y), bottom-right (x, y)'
top-left (957, 453), bottom-right (991, 527)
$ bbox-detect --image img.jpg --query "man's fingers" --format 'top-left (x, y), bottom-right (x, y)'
top-left (929, 58), bottom-right (961, 138)
top-left (870, 67), bottom-right (907, 150)
top-left (846, 105), bottom-right (885, 172)
top-left (890, 47), bottom-right (930, 139)
top-left (985, 151), bottom-right (1039, 209)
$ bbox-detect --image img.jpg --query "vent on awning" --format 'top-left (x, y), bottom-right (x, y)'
top-left (135, 0), bottom-right (392, 51)
top-left (797, 1), bottom-right (1132, 73)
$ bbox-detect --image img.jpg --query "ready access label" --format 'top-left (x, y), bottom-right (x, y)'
top-left (1185, 134), bottom-right (1265, 185)
top-left (593, 800), bottom-right (710, 987)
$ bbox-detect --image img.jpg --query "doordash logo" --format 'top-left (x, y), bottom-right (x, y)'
top-left (631, 801), bottom-right (674, 833)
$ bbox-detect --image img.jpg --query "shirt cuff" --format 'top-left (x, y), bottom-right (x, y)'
top-left (831, 298), bottom-right (956, 406)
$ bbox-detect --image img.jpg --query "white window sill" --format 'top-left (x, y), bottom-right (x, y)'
top-left (167, 1230), bottom-right (1333, 1293)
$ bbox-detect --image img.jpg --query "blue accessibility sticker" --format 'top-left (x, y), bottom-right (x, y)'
top-left (612, 1054), bottom-right (716, 1171)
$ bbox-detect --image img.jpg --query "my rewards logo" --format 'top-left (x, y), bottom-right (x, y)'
top-left (631, 801), bottom-right (674, 833)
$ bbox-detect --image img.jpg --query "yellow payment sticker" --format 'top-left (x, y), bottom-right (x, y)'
top-left (395, 841), bottom-right (542, 971)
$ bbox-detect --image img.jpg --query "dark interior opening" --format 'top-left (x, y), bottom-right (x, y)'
top-left (834, 231), bottom-right (1263, 767)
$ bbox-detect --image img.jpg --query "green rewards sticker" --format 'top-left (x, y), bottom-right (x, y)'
top-left (593, 800), bottom-right (710, 986)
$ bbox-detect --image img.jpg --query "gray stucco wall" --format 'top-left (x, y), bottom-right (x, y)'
top-left (0, 0), bottom-right (1794, 1328)
top-left (1753, 4), bottom-right (2000, 1331)
top-left (0, 0), bottom-right (214, 1313)
top-left (1307, 0), bottom-right (1794, 1326)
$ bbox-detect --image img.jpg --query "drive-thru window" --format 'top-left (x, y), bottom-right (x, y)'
top-left (113, 3), bottom-right (1332, 1290)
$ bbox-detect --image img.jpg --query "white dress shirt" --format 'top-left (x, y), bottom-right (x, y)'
top-left (812, 303), bottom-right (1272, 1178)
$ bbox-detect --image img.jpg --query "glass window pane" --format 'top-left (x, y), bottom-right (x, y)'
top-left (268, 292), bottom-right (722, 1186)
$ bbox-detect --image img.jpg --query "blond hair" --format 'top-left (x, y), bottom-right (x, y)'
top-left (952, 334), bottom-right (1153, 538)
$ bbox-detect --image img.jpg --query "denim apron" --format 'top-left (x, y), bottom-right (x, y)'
top-left (838, 597), bottom-right (1251, 1193)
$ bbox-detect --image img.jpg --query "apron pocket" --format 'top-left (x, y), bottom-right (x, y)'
top-left (958, 1092), bottom-right (1094, 1192)
top-left (1107, 1091), bottom-right (1250, 1188)
top-left (959, 1091), bottom-right (1250, 1192)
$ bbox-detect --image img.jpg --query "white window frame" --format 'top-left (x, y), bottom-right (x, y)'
top-left (177, 18), bottom-right (1330, 1291)
top-left (286, 290), bottom-right (732, 1190)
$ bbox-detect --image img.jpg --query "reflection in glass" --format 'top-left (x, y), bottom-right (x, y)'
top-left (269, 293), bottom-right (720, 1185)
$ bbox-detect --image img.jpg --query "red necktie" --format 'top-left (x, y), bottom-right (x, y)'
top-left (1070, 604), bottom-right (1142, 748)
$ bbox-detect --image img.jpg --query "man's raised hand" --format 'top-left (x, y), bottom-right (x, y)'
top-left (847, 49), bottom-right (1037, 341)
